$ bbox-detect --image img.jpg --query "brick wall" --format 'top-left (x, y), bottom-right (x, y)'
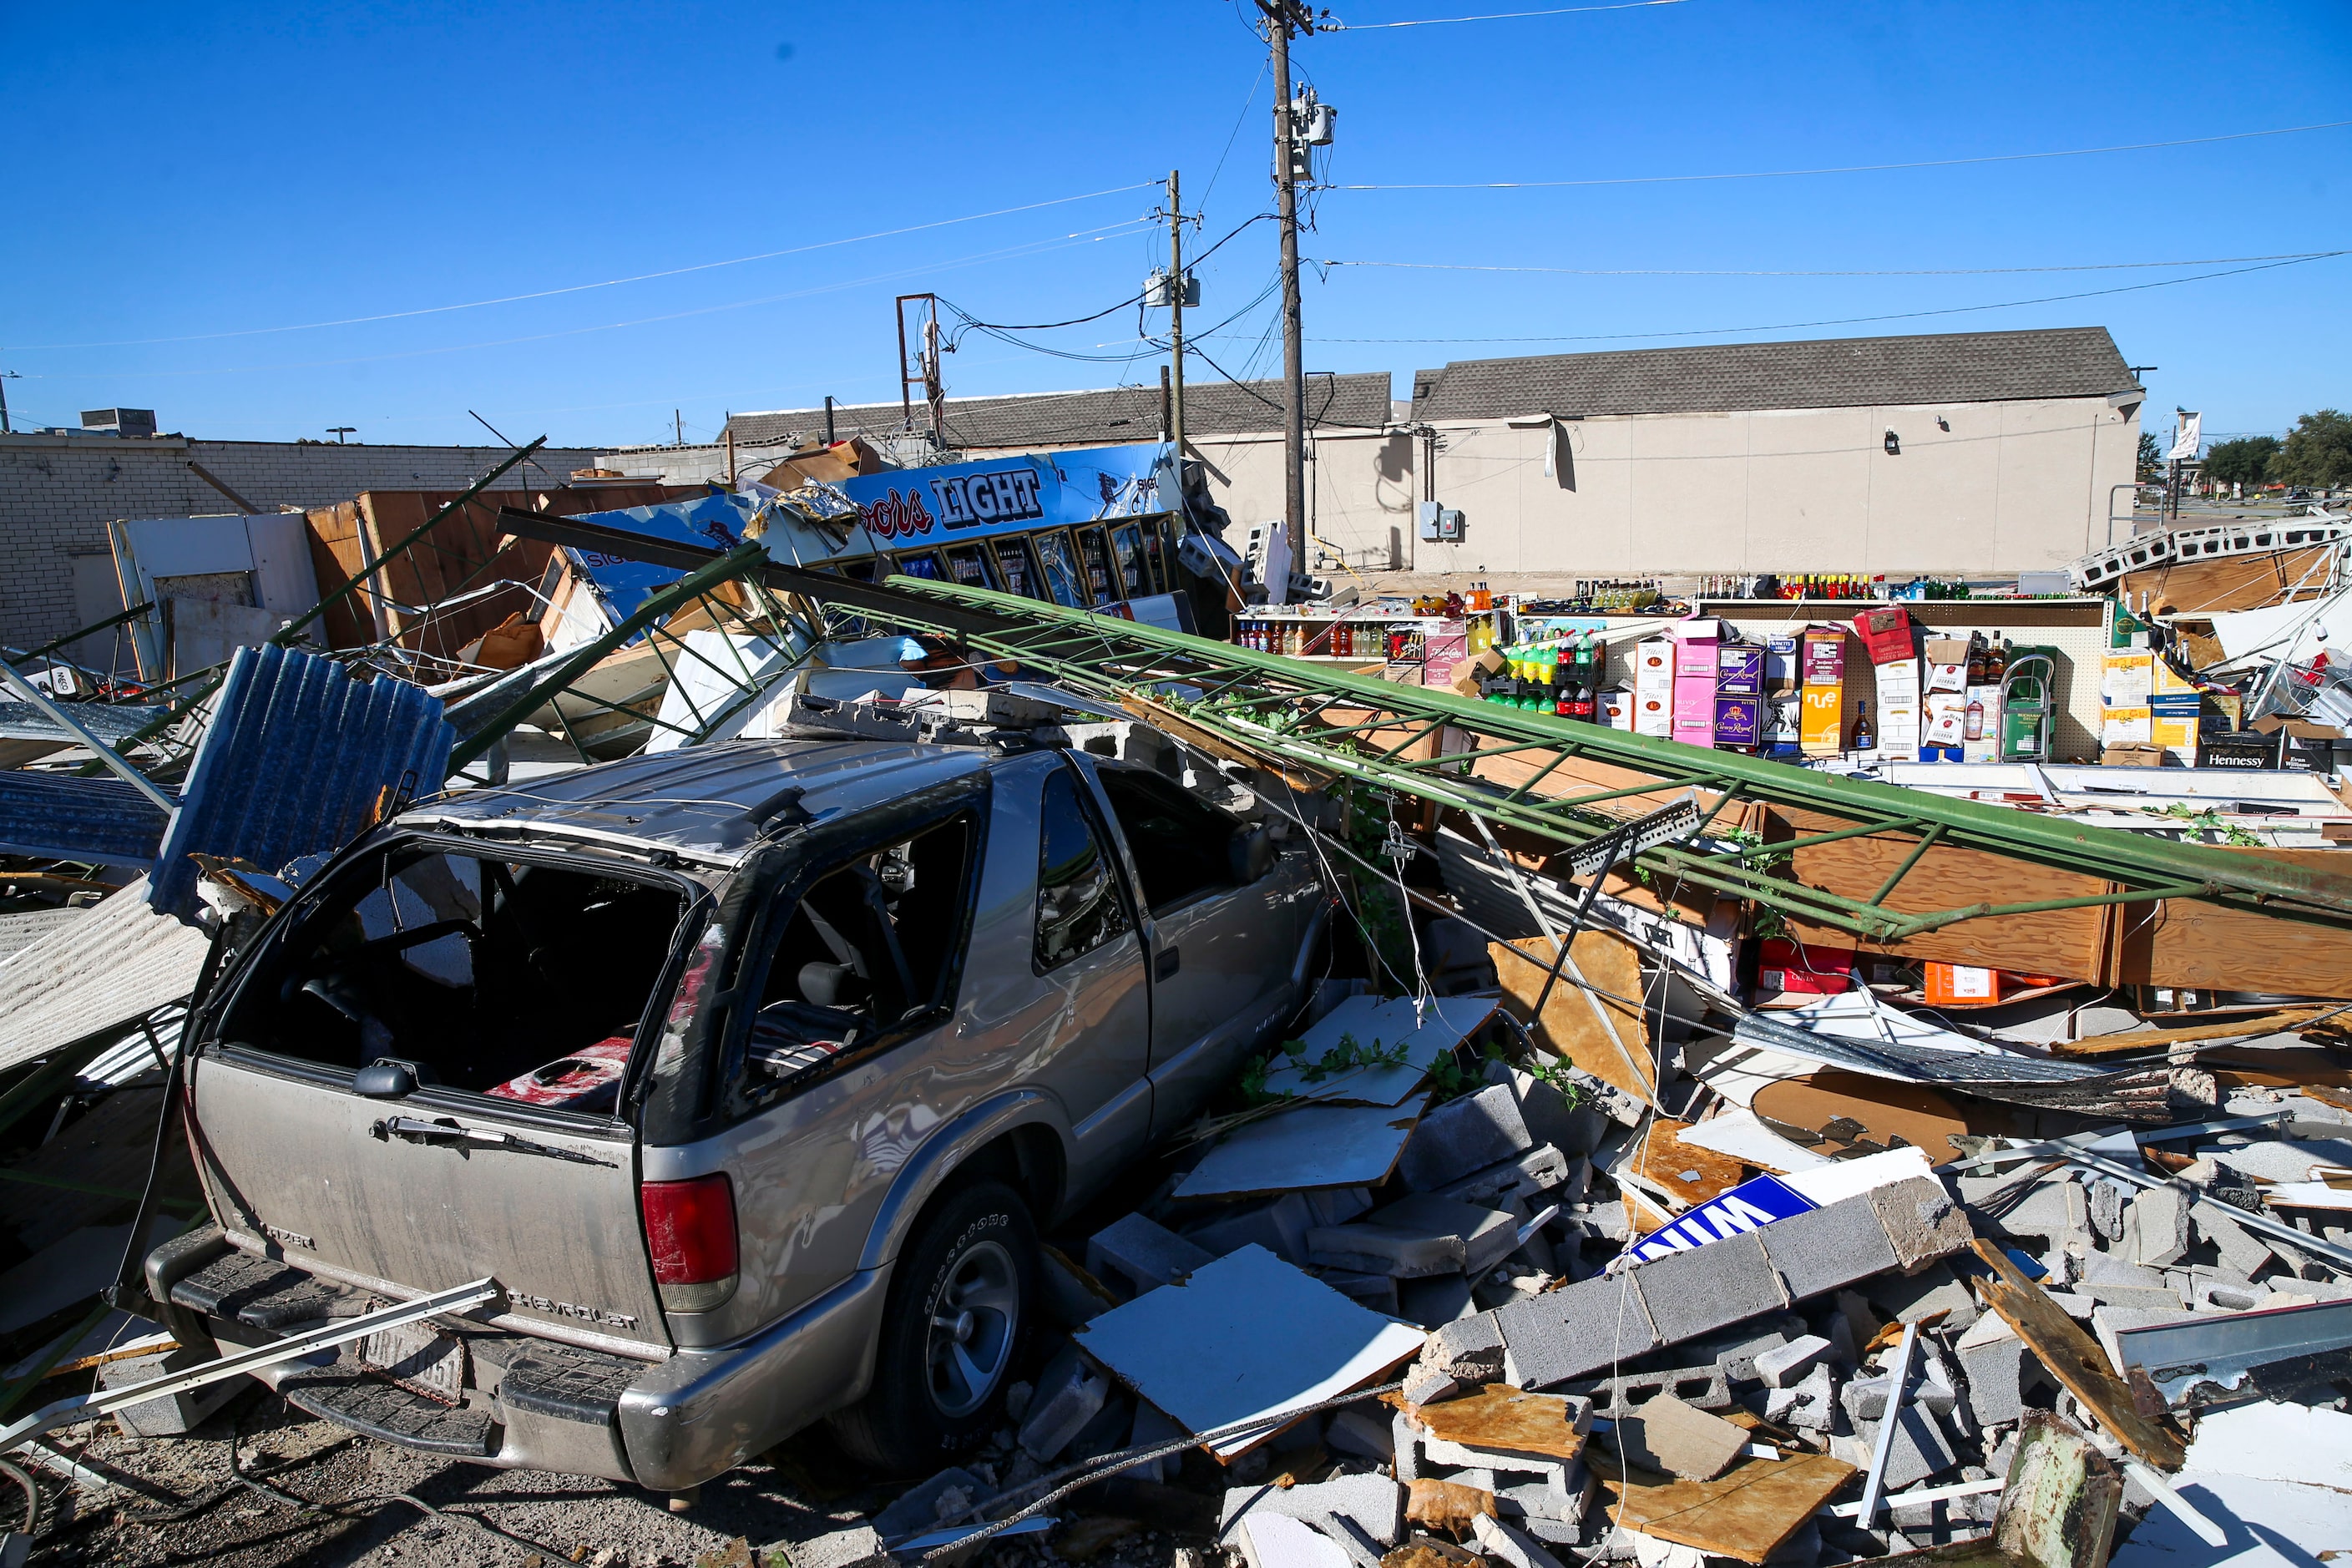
top-left (0, 435), bottom-right (604, 650)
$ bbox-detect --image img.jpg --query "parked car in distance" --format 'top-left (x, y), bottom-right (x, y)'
top-left (144, 720), bottom-right (1331, 1487)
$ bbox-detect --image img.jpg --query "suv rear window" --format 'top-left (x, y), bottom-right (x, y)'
top-left (215, 843), bottom-right (690, 1108)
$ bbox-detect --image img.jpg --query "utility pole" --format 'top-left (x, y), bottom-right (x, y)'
top-left (1263, 0), bottom-right (1310, 578)
top-left (1166, 169), bottom-right (1188, 456)
top-left (0, 371), bottom-right (19, 435)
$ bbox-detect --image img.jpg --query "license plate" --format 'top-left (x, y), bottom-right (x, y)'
top-left (359, 1320), bottom-right (466, 1405)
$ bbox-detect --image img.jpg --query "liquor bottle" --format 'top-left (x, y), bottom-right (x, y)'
top-left (1851, 700), bottom-right (1875, 752)
top-left (1985, 634), bottom-right (2008, 683)
top-left (1964, 692), bottom-right (1985, 742)
top-left (1965, 636), bottom-right (1985, 687)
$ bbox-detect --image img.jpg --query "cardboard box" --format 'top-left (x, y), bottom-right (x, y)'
top-left (1802, 629), bottom-right (1845, 684)
top-left (2102, 709), bottom-right (2153, 746)
top-left (1756, 938), bottom-right (1854, 998)
top-left (1716, 645), bottom-right (1764, 697)
top-left (1919, 744), bottom-right (1964, 763)
top-left (1672, 713), bottom-right (1717, 748)
top-left (1801, 685), bottom-right (1845, 756)
top-left (1634, 690), bottom-right (1672, 737)
top-left (2102, 651), bottom-right (2154, 710)
top-left (1765, 697), bottom-right (1802, 756)
top-left (2102, 742), bottom-right (2165, 766)
top-left (1598, 688), bottom-right (1633, 731)
top-left (1923, 691), bottom-right (1966, 747)
top-left (1634, 639), bottom-right (1674, 690)
top-left (1874, 657), bottom-right (1921, 701)
top-left (1764, 633), bottom-right (1801, 695)
top-left (2198, 729), bottom-right (2279, 769)
top-left (1714, 695), bottom-right (1761, 749)
top-left (1673, 635), bottom-right (1719, 681)
top-left (1924, 963), bottom-right (1999, 1004)
top-left (1851, 605), bottom-right (1915, 665)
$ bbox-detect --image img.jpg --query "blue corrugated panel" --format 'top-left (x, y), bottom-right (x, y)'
top-left (0, 773), bottom-right (172, 867)
top-left (149, 646), bottom-right (454, 922)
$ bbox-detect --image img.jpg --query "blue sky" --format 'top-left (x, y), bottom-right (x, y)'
top-left (3, 1), bottom-right (2344, 451)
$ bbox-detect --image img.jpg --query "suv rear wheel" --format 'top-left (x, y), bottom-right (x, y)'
top-left (832, 1180), bottom-right (1037, 1474)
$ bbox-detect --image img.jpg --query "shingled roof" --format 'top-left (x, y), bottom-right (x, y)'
top-left (726, 372), bottom-right (1392, 452)
top-left (1409, 327), bottom-right (2141, 422)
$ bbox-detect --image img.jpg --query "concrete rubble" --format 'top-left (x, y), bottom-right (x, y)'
top-left (8, 477), bottom-right (2352, 1568)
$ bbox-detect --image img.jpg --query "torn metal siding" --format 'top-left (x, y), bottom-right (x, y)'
top-left (0, 876), bottom-right (210, 1075)
top-left (149, 645), bottom-right (455, 922)
top-left (0, 772), bottom-right (173, 867)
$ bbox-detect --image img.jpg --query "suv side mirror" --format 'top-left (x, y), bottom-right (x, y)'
top-left (354, 1059), bottom-right (423, 1098)
top-left (1227, 825), bottom-right (1275, 885)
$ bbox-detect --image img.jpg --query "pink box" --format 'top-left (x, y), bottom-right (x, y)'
top-left (1673, 673), bottom-right (1717, 728)
top-left (1672, 713), bottom-right (1716, 746)
top-left (1673, 640), bottom-right (1719, 681)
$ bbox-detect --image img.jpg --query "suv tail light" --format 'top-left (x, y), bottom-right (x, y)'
top-left (641, 1173), bottom-right (738, 1313)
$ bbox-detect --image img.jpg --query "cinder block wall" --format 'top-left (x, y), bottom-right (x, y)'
top-left (0, 435), bottom-right (604, 650)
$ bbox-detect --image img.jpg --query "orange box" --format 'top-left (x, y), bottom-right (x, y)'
top-left (1925, 962), bottom-right (2000, 1004)
top-left (1801, 685), bottom-right (1844, 756)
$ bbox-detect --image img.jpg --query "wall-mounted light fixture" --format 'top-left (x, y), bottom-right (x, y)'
top-left (1883, 428), bottom-right (1901, 456)
top-left (1935, 415), bottom-right (1950, 432)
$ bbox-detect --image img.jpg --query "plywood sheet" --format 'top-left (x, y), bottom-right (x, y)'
top-left (1596, 1448), bottom-right (1858, 1565)
top-left (1750, 1071), bottom-right (2026, 1164)
top-left (1630, 1117), bottom-right (1750, 1205)
top-left (1491, 933), bottom-right (1656, 1103)
top-left (2122, 545), bottom-right (2334, 617)
top-left (1403, 1383), bottom-right (1589, 1464)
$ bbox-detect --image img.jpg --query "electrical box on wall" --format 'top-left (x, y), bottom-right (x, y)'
top-left (1418, 502), bottom-right (1465, 542)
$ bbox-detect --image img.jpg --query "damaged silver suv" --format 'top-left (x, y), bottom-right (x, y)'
top-left (144, 725), bottom-right (1329, 1487)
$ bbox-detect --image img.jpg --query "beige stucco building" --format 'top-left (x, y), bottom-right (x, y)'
top-left (716, 326), bottom-right (2146, 581)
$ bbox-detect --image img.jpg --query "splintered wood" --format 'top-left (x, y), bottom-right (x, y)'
top-left (1593, 1447), bottom-right (1857, 1565)
top-left (1490, 933), bottom-right (1657, 1104)
top-left (1403, 1384), bottom-right (1590, 1464)
top-left (1969, 1239), bottom-right (2186, 1469)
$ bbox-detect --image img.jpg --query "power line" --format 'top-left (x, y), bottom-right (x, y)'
top-left (1318, 250), bottom-right (2346, 278)
top-left (1329, 0), bottom-right (1687, 28)
top-left (1335, 119), bottom-right (2352, 191)
top-left (1285, 251), bottom-right (2349, 345)
top-left (5, 181), bottom-right (1161, 352)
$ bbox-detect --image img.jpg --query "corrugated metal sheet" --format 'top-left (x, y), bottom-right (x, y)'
top-left (149, 645), bottom-right (454, 922)
top-left (0, 876), bottom-right (209, 1074)
top-left (0, 702), bottom-right (167, 745)
top-left (0, 772), bottom-right (173, 867)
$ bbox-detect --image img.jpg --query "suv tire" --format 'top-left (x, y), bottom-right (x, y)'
top-left (832, 1179), bottom-right (1038, 1474)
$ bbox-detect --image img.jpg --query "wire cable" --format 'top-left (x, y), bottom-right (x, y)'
top-left (1330, 0), bottom-right (1687, 25)
top-left (1335, 119), bottom-right (2352, 190)
top-left (1318, 250), bottom-right (2346, 278)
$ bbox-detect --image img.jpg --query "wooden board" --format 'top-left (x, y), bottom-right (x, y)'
top-left (2195, 1045), bottom-right (2352, 1090)
top-left (1490, 933), bottom-right (1657, 1103)
top-left (1969, 1240), bottom-right (2185, 1469)
top-left (1403, 1384), bottom-right (1590, 1464)
top-left (1594, 1446), bottom-right (1858, 1565)
top-left (2046, 1009), bottom-right (2326, 1058)
top-left (1630, 1117), bottom-right (1749, 1205)
top-left (2121, 545), bottom-right (2335, 617)
top-left (1750, 1072), bottom-right (2024, 1165)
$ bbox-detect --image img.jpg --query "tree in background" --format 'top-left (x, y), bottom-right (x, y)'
top-left (2203, 434), bottom-right (2283, 490)
top-left (2137, 431), bottom-right (2163, 481)
top-left (2275, 410), bottom-right (2352, 489)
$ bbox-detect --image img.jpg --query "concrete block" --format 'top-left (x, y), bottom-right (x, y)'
top-left (1567, 1363), bottom-right (1730, 1419)
top-left (2191, 1201), bottom-right (2278, 1278)
top-left (1308, 1195), bottom-right (1519, 1278)
top-left (1698, 1323), bottom-right (1798, 1383)
top-left (1326, 1405), bottom-right (1397, 1462)
top-left (787, 1524), bottom-right (889, 1568)
top-left (1755, 1334), bottom-right (1833, 1389)
top-left (1018, 1346), bottom-right (1109, 1460)
top-left (1087, 1212), bottom-right (1216, 1297)
top-left (1399, 1085), bottom-right (1535, 1191)
top-left (1306, 1188), bottom-right (1374, 1227)
top-left (2088, 1178), bottom-right (2127, 1241)
top-left (99, 1348), bottom-right (241, 1437)
top-left (1956, 1336), bottom-right (2030, 1429)
top-left (1630, 1231), bottom-right (1788, 1345)
top-left (1128, 1401), bottom-right (1186, 1483)
top-left (1321, 1270), bottom-right (1401, 1314)
top-left (1473, 1510), bottom-right (1568, 1568)
top-left (2077, 1250), bottom-right (2167, 1290)
top-left (2129, 1185), bottom-right (2192, 1267)
top-left (1429, 1310), bottom-right (1508, 1382)
top-left (1433, 1145), bottom-right (1575, 1209)
top-left (1615, 1394), bottom-right (1747, 1481)
top-left (1401, 1364), bottom-right (1461, 1407)
top-left (1495, 1272), bottom-right (1659, 1388)
top-left (1222, 1474), bottom-right (1405, 1550)
top-left (1184, 1192), bottom-right (1314, 1266)
top-left (875, 1466), bottom-right (984, 1540)
top-left (1758, 1196), bottom-right (1899, 1302)
top-left (1988, 1177), bottom-right (2080, 1243)
top-left (1864, 1176), bottom-right (1974, 1273)
top-left (1852, 1406), bottom-right (1959, 1490)
top-left (1497, 1464), bottom-right (1591, 1526)
top-left (1763, 1362), bottom-right (1837, 1432)
top-left (1861, 1261), bottom-right (1980, 1333)
top-left (1843, 1367), bottom-right (1955, 1424)
top-left (1401, 1272), bottom-right (1479, 1330)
